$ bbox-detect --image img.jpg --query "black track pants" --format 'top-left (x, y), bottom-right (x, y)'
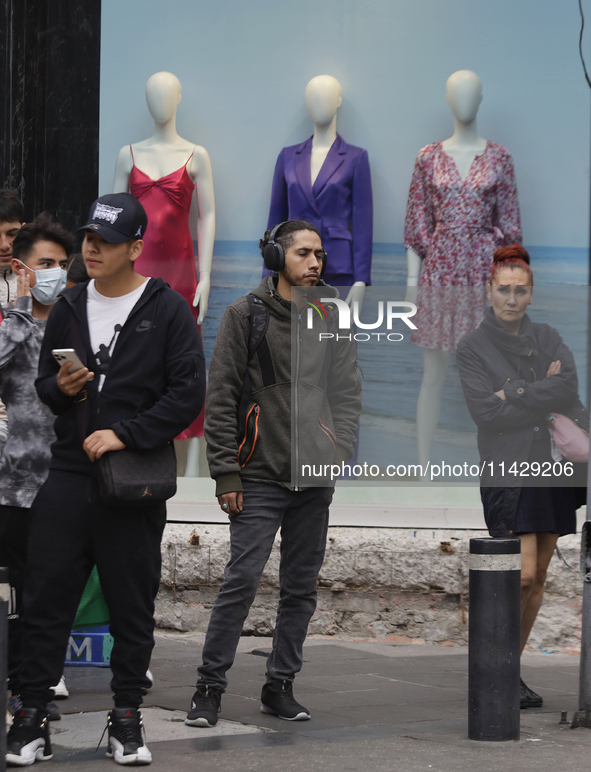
top-left (0, 504), bottom-right (31, 693)
top-left (18, 470), bottom-right (166, 710)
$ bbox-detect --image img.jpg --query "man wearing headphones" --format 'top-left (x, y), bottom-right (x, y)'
top-left (186, 220), bottom-right (361, 727)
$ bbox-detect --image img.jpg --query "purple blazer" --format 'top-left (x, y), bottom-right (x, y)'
top-left (265, 134), bottom-right (373, 286)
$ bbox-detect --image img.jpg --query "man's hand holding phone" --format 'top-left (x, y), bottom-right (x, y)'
top-left (57, 360), bottom-right (94, 396)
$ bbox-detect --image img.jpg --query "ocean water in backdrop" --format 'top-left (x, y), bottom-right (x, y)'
top-left (200, 242), bottom-right (588, 475)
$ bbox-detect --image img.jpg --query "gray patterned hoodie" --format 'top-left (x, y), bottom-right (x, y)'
top-left (0, 295), bottom-right (55, 507)
top-left (0, 265), bottom-right (17, 441)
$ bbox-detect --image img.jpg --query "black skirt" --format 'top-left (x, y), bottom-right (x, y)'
top-left (514, 432), bottom-right (577, 536)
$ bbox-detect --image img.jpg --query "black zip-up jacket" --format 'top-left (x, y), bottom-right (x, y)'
top-left (36, 277), bottom-right (205, 476)
top-left (456, 308), bottom-right (588, 536)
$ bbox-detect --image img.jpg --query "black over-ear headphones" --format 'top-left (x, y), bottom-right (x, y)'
top-left (262, 221), bottom-right (327, 274)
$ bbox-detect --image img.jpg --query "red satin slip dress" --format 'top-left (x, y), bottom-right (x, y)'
top-left (129, 145), bottom-right (204, 438)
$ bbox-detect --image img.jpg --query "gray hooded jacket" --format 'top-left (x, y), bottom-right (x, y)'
top-left (0, 296), bottom-right (55, 507)
top-left (205, 276), bottom-right (362, 495)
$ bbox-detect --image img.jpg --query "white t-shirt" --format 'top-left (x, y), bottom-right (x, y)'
top-left (87, 279), bottom-right (149, 390)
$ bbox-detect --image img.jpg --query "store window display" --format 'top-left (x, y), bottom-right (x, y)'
top-left (405, 70), bottom-right (522, 467)
top-left (113, 71), bottom-right (215, 475)
top-left (266, 75), bottom-right (373, 307)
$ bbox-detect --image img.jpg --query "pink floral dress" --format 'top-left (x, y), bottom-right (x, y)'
top-left (404, 141), bottom-right (522, 352)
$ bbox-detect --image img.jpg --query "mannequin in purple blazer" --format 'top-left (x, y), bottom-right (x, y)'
top-left (265, 133), bottom-right (373, 287)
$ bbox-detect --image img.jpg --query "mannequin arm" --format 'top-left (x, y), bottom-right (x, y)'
top-left (262, 149), bottom-right (288, 278)
top-left (405, 248), bottom-right (421, 303)
top-left (113, 145), bottom-right (133, 193)
top-left (351, 150), bottom-right (373, 284)
top-left (191, 147), bottom-right (216, 324)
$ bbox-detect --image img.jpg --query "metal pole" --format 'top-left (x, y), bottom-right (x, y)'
top-left (0, 566), bottom-right (9, 772)
top-left (468, 537), bottom-right (521, 741)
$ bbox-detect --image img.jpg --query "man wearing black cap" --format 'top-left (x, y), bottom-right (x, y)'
top-left (6, 194), bottom-right (206, 767)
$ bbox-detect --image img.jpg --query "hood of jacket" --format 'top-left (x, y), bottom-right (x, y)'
top-left (250, 274), bottom-right (339, 321)
top-left (61, 276), bottom-right (168, 321)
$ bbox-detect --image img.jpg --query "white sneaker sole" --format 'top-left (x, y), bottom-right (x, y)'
top-left (260, 704), bottom-right (310, 721)
top-left (6, 739), bottom-right (52, 766)
top-left (184, 716), bottom-right (217, 727)
top-left (107, 738), bottom-right (152, 766)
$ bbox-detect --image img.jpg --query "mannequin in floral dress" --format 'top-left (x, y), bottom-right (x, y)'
top-left (405, 70), bottom-right (521, 467)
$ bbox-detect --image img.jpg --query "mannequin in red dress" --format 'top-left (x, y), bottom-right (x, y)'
top-left (113, 71), bottom-right (215, 475)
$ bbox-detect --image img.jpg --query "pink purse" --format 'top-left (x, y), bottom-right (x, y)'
top-left (550, 413), bottom-right (589, 463)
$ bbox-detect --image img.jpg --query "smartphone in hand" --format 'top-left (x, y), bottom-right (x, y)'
top-left (52, 349), bottom-right (85, 373)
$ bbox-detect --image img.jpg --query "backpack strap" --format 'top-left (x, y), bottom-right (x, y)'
top-left (246, 294), bottom-right (275, 387)
top-left (236, 295), bottom-right (275, 441)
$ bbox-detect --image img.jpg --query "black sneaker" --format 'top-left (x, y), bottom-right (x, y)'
top-left (260, 680), bottom-right (310, 721)
top-left (6, 708), bottom-right (52, 766)
top-left (185, 684), bottom-right (222, 727)
top-left (106, 708), bottom-right (151, 765)
top-left (9, 694), bottom-right (60, 722)
top-left (46, 701), bottom-right (61, 722)
top-left (520, 677), bottom-right (543, 709)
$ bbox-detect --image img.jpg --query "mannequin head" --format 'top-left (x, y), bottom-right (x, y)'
top-left (445, 70), bottom-right (482, 123)
top-left (305, 75), bottom-right (343, 126)
top-left (145, 72), bottom-right (182, 123)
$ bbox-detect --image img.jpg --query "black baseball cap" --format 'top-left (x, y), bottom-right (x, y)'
top-left (77, 193), bottom-right (148, 243)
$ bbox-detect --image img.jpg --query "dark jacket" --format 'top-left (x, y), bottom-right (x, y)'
top-left (205, 275), bottom-right (362, 495)
top-left (456, 308), bottom-right (588, 537)
top-left (36, 278), bottom-right (205, 476)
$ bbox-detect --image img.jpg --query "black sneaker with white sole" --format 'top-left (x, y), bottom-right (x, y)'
top-left (260, 680), bottom-right (311, 721)
top-left (6, 708), bottom-right (52, 766)
top-left (185, 684), bottom-right (222, 727)
top-left (106, 708), bottom-right (152, 766)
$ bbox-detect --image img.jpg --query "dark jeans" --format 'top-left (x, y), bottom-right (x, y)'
top-left (0, 504), bottom-right (31, 693)
top-left (197, 481), bottom-right (333, 691)
top-left (19, 470), bottom-right (166, 711)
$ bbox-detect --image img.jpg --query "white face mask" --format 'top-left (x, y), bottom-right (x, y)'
top-left (18, 261), bottom-right (67, 305)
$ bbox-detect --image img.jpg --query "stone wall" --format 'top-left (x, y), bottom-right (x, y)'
top-left (156, 524), bottom-right (582, 651)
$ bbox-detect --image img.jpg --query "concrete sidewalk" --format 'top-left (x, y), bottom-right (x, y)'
top-left (48, 632), bottom-right (588, 771)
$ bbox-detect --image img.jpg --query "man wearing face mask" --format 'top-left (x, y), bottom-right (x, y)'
top-left (0, 213), bottom-right (73, 719)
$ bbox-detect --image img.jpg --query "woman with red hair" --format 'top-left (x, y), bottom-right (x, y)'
top-left (457, 245), bottom-right (588, 708)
